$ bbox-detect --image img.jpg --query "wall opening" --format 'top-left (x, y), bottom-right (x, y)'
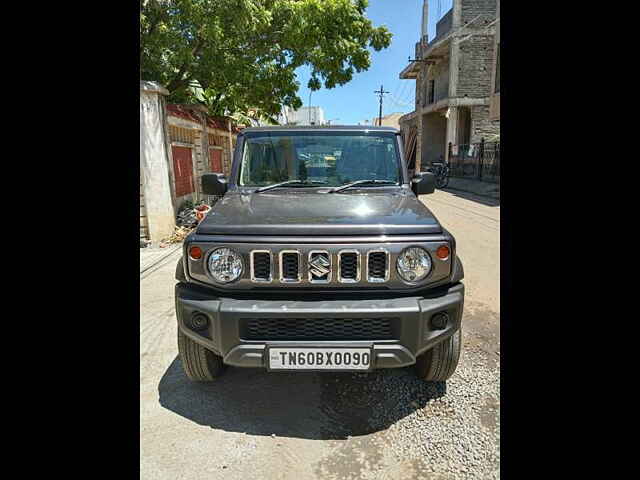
top-left (457, 107), bottom-right (471, 146)
top-left (421, 112), bottom-right (447, 168)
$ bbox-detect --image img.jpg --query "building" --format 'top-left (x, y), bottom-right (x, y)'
top-left (140, 81), bottom-right (240, 243)
top-left (279, 106), bottom-right (325, 126)
top-left (370, 112), bottom-right (404, 130)
top-left (489, 0), bottom-right (500, 121)
top-left (399, 0), bottom-right (499, 171)
top-left (165, 104), bottom-right (240, 208)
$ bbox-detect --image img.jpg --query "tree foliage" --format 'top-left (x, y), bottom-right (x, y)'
top-left (140, 0), bottom-right (392, 116)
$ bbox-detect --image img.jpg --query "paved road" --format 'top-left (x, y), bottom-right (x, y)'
top-left (140, 189), bottom-right (500, 479)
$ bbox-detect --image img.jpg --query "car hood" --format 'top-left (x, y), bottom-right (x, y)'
top-left (196, 189), bottom-right (442, 236)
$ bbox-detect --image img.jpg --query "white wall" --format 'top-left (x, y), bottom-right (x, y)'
top-left (140, 82), bottom-right (176, 242)
top-left (280, 106), bottom-right (325, 125)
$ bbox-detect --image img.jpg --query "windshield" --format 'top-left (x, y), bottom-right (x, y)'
top-left (238, 132), bottom-right (401, 187)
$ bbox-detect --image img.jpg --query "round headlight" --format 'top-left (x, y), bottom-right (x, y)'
top-left (396, 247), bottom-right (432, 283)
top-left (207, 247), bottom-right (243, 283)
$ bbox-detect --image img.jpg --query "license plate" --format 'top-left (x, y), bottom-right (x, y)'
top-left (267, 347), bottom-right (372, 371)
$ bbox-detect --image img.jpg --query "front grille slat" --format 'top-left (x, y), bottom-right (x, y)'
top-left (251, 251), bottom-right (271, 282)
top-left (280, 251), bottom-right (300, 282)
top-left (367, 251), bottom-right (388, 282)
top-left (242, 317), bottom-right (396, 341)
top-left (339, 251), bottom-right (359, 282)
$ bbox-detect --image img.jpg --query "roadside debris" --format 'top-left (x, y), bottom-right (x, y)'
top-left (160, 200), bottom-right (214, 246)
top-left (176, 200), bottom-right (213, 228)
top-left (160, 226), bottom-right (194, 246)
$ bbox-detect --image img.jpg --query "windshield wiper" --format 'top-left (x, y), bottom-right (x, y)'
top-left (254, 180), bottom-right (327, 193)
top-left (328, 179), bottom-right (397, 193)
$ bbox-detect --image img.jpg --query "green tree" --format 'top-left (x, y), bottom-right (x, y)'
top-left (140, 0), bottom-right (391, 116)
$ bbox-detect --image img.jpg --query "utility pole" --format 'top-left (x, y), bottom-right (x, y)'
top-left (374, 84), bottom-right (390, 126)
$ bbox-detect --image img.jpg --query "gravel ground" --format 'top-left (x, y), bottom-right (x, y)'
top-left (311, 318), bottom-right (500, 480)
top-left (141, 189), bottom-right (500, 479)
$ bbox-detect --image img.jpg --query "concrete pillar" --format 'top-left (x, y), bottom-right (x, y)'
top-left (452, 0), bottom-right (462, 30)
top-left (449, 0), bottom-right (461, 99)
top-left (445, 2), bottom-right (462, 163)
top-left (192, 123), bottom-right (204, 202)
top-left (415, 112), bottom-right (423, 172)
top-left (140, 81), bottom-right (176, 242)
top-left (445, 107), bottom-right (459, 162)
top-left (227, 119), bottom-right (233, 176)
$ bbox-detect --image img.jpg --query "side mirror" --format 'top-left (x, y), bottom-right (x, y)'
top-left (411, 171), bottom-right (435, 195)
top-left (202, 173), bottom-right (228, 196)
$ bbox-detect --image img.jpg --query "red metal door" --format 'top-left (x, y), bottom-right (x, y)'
top-left (209, 148), bottom-right (223, 173)
top-left (172, 146), bottom-right (194, 197)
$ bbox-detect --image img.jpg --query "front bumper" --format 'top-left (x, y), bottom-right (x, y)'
top-left (175, 282), bottom-right (464, 369)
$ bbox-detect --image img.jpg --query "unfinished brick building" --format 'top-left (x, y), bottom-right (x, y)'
top-left (399, 0), bottom-right (500, 172)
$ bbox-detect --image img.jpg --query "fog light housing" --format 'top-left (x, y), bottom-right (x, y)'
top-left (430, 312), bottom-right (449, 330)
top-left (189, 312), bottom-right (209, 331)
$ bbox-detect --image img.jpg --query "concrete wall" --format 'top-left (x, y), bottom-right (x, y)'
top-left (489, 0), bottom-right (500, 120)
top-left (461, 0), bottom-right (497, 24)
top-left (140, 82), bottom-right (176, 243)
top-left (416, 57), bottom-right (450, 109)
top-left (456, 34), bottom-right (495, 99)
top-left (470, 105), bottom-right (499, 143)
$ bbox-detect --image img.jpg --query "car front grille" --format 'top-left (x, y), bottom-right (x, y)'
top-left (241, 317), bottom-right (397, 341)
top-left (248, 247), bottom-right (394, 284)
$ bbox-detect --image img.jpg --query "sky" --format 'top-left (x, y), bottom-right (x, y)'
top-left (293, 0), bottom-right (453, 125)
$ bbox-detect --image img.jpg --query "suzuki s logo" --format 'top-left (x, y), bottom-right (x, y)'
top-left (309, 252), bottom-right (331, 281)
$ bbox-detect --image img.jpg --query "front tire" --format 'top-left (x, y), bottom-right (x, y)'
top-left (440, 172), bottom-right (450, 188)
top-left (177, 330), bottom-right (224, 381)
top-left (415, 329), bottom-right (461, 381)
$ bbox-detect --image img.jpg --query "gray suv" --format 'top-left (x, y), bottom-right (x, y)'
top-left (175, 126), bottom-right (464, 382)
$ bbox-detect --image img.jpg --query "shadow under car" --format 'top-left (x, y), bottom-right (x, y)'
top-left (158, 356), bottom-right (446, 440)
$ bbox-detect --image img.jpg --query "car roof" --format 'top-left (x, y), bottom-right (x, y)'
top-left (241, 125), bottom-right (399, 134)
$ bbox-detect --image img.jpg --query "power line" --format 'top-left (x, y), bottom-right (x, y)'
top-left (388, 93), bottom-right (415, 108)
top-left (399, 80), bottom-right (415, 105)
top-left (374, 84), bottom-right (390, 126)
top-left (395, 80), bottom-right (409, 104)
